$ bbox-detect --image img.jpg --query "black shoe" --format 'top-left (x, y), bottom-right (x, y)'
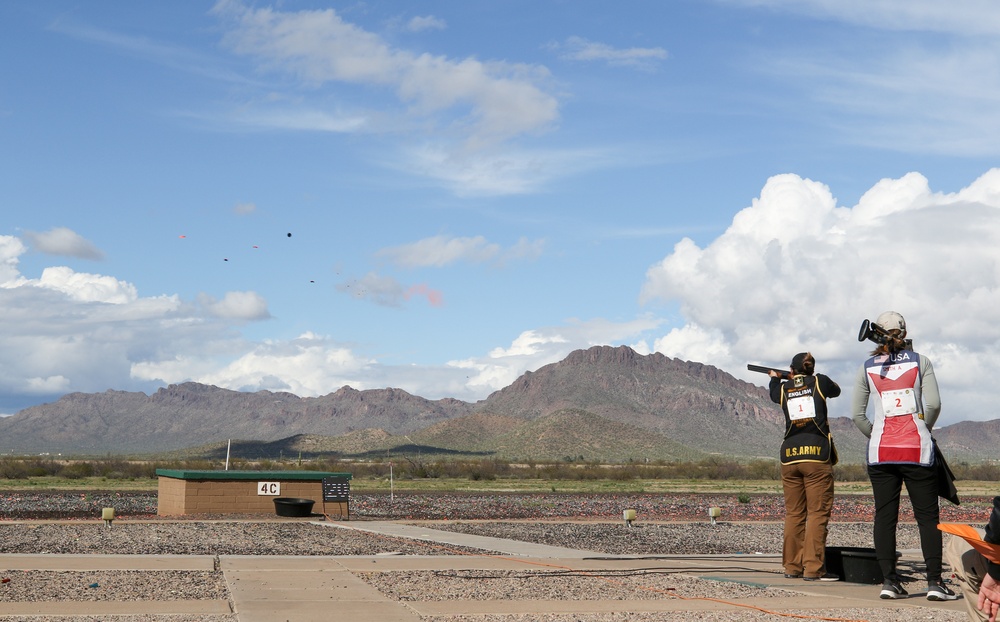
top-left (927, 580), bottom-right (958, 601)
top-left (880, 579), bottom-right (908, 599)
top-left (784, 572), bottom-right (802, 579)
top-left (804, 572), bottom-right (839, 582)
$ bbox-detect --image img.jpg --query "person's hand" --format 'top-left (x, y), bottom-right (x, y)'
top-left (978, 573), bottom-right (1000, 622)
top-left (768, 370), bottom-right (779, 378)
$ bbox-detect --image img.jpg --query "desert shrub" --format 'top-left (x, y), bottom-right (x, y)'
top-left (92, 459), bottom-right (151, 479)
top-left (953, 462), bottom-right (1000, 481)
top-left (156, 459), bottom-right (218, 472)
top-left (0, 459), bottom-right (30, 479)
top-left (465, 459), bottom-right (506, 481)
top-left (61, 462), bottom-right (94, 479)
top-left (608, 465), bottom-right (641, 481)
top-left (400, 458), bottom-right (440, 479)
top-left (18, 459), bottom-right (62, 477)
top-left (698, 457), bottom-right (743, 480)
top-left (746, 459), bottom-right (780, 480)
top-left (573, 465), bottom-right (605, 480)
top-left (536, 462), bottom-right (576, 480)
top-left (833, 463), bottom-right (868, 482)
top-left (468, 468), bottom-right (496, 481)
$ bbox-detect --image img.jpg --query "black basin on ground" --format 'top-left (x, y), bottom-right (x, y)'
top-left (825, 546), bottom-right (898, 584)
top-left (273, 497), bottom-right (315, 517)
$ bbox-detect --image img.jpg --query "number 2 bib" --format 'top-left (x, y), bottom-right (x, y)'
top-left (881, 388), bottom-right (917, 417)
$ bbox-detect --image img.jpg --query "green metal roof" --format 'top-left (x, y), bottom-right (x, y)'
top-left (155, 469), bottom-right (351, 481)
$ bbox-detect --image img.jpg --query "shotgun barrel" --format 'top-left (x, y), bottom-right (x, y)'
top-left (747, 363), bottom-right (790, 380)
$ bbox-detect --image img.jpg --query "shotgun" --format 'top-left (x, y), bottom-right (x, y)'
top-left (747, 364), bottom-right (790, 380)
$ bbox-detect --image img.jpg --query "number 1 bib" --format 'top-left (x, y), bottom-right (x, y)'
top-left (788, 394), bottom-right (817, 421)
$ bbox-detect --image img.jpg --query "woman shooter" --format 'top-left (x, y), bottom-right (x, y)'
top-left (770, 352), bottom-right (841, 581)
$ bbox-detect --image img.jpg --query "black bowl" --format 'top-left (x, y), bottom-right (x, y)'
top-left (273, 497), bottom-right (315, 517)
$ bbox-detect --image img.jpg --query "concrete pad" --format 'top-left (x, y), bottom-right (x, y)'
top-left (223, 558), bottom-right (423, 621)
top-left (336, 555), bottom-right (566, 572)
top-left (232, 599), bottom-right (421, 622)
top-left (226, 570), bottom-right (380, 599)
top-left (219, 555), bottom-right (332, 572)
top-left (334, 553), bottom-right (782, 573)
top-left (221, 555), bottom-right (346, 571)
top-left (321, 520), bottom-right (608, 558)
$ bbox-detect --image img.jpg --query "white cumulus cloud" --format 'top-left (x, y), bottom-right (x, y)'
top-left (449, 316), bottom-right (665, 397)
top-left (0, 238), bottom-right (275, 406)
top-left (142, 332), bottom-right (376, 396)
top-left (0, 236), bottom-right (27, 284)
top-left (199, 291), bottom-right (271, 320)
top-left (6, 266), bottom-right (138, 304)
top-left (641, 169), bottom-right (1000, 424)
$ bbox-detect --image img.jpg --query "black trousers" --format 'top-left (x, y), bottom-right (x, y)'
top-left (868, 462), bottom-right (943, 582)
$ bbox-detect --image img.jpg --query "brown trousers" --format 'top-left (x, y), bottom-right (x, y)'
top-left (781, 461), bottom-right (835, 577)
top-left (945, 529), bottom-right (989, 622)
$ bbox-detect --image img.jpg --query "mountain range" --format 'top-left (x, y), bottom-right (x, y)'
top-left (0, 345), bottom-right (993, 463)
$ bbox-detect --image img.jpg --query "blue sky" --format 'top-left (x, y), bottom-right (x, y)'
top-left (2, 1), bottom-right (999, 426)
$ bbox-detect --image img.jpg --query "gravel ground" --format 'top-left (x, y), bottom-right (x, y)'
top-left (361, 568), bottom-right (803, 601)
top-left (0, 490), bottom-right (989, 522)
top-left (0, 491), bottom-right (981, 622)
top-left (422, 520), bottom-right (926, 555)
top-left (0, 519), bottom-right (925, 558)
top-left (0, 570), bottom-right (227, 601)
top-left (0, 522), bottom-right (491, 556)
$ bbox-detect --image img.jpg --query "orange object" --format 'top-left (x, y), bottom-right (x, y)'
top-left (939, 523), bottom-right (1000, 564)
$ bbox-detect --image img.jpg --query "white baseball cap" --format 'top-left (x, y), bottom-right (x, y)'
top-left (875, 311), bottom-right (906, 335)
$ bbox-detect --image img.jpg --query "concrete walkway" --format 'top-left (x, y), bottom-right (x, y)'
top-left (0, 522), bottom-right (972, 621)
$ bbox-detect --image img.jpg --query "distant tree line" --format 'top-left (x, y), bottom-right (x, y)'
top-left (0, 455), bottom-right (998, 483)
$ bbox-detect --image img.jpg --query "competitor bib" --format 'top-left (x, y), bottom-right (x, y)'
top-left (788, 394), bottom-right (817, 421)
top-left (881, 388), bottom-right (917, 417)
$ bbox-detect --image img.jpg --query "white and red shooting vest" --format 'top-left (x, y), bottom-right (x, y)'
top-left (864, 350), bottom-right (934, 466)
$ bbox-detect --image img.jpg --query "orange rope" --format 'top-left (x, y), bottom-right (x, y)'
top-left (332, 518), bottom-right (871, 622)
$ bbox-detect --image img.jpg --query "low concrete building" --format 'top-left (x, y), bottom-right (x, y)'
top-left (156, 469), bottom-right (351, 518)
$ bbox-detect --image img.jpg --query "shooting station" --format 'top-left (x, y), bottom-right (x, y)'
top-left (155, 469), bottom-right (351, 518)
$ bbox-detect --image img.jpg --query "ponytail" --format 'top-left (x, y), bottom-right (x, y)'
top-left (871, 330), bottom-right (908, 356)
